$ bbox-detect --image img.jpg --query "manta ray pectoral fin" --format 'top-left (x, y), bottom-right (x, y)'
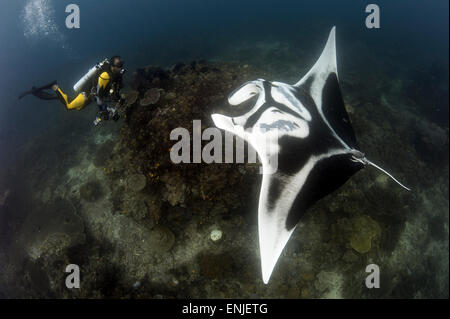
top-left (258, 172), bottom-right (297, 284)
top-left (259, 149), bottom-right (365, 284)
top-left (294, 26), bottom-right (359, 151)
top-left (295, 26), bottom-right (337, 88)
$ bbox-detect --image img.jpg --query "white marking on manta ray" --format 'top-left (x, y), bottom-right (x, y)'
top-left (270, 83), bottom-right (312, 122)
top-left (211, 26), bottom-right (410, 284)
top-left (259, 148), bottom-right (353, 284)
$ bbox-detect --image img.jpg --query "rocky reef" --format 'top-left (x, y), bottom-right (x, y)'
top-left (0, 56), bottom-right (447, 299)
top-left (113, 61), bottom-right (262, 222)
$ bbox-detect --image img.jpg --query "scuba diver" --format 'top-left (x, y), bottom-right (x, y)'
top-left (19, 56), bottom-right (126, 126)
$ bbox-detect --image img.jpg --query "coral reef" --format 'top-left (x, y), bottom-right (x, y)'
top-left (125, 173), bottom-right (147, 192)
top-left (0, 56), bottom-right (447, 299)
top-left (349, 215), bottom-right (381, 254)
top-left (140, 88), bottom-right (161, 106)
top-left (149, 225), bottom-right (175, 253)
top-left (314, 271), bottom-right (344, 299)
top-left (125, 90), bottom-right (139, 107)
top-left (93, 140), bottom-right (115, 167)
top-left (198, 252), bottom-right (234, 280)
top-left (210, 229), bottom-right (222, 242)
top-left (21, 197), bottom-right (85, 261)
top-left (80, 180), bottom-right (103, 202)
top-left (119, 61), bottom-right (261, 215)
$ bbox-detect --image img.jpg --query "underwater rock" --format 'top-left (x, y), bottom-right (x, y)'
top-left (160, 173), bottom-right (186, 206)
top-left (210, 229), bottom-right (223, 242)
top-left (209, 202), bottom-right (228, 216)
top-left (126, 174), bottom-right (147, 192)
top-left (21, 197), bottom-right (85, 260)
top-left (29, 232), bottom-right (72, 260)
top-left (165, 184), bottom-right (186, 206)
top-left (94, 140), bottom-right (115, 167)
top-left (342, 250), bottom-right (359, 264)
top-left (125, 90), bottom-right (139, 106)
top-left (141, 88), bottom-right (160, 105)
top-left (146, 198), bottom-right (162, 227)
top-left (172, 62), bottom-right (187, 74)
top-left (349, 215), bottom-right (381, 254)
top-left (128, 200), bottom-right (148, 221)
top-left (120, 61), bottom-right (259, 214)
top-left (132, 65), bottom-right (170, 91)
top-left (150, 225), bottom-right (175, 252)
top-left (80, 180), bottom-right (103, 202)
top-left (375, 174), bottom-right (390, 188)
top-left (314, 271), bottom-right (343, 298)
top-left (140, 97), bottom-right (155, 107)
top-left (198, 252), bottom-right (234, 280)
top-left (165, 92), bottom-right (176, 100)
top-left (345, 103), bottom-right (355, 115)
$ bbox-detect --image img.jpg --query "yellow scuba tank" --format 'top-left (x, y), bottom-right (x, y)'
top-left (73, 58), bottom-right (109, 93)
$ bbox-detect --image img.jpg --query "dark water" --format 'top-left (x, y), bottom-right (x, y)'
top-left (0, 0), bottom-right (448, 161)
top-left (0, 0), bottom-right (448, 299)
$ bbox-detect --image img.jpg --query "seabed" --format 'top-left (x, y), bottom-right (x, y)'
top-left (0, 42), bottom-right (448, 298)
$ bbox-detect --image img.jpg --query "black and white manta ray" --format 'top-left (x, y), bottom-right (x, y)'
top-left (211, 27), bottom-right (410, 284)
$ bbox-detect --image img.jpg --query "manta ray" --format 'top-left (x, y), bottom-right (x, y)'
top-left (211, 27), bottom-right (410, 284)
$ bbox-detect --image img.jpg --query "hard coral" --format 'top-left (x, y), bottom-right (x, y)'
top-left (120, 61), bottom-right (260, 213)
top-left (93, 141), bottom-right (115, 167)
top-left (349, 215), bottom-right (381, 254)
top-left (125, 90), bottom-right (139, 107)
top-left (126, 173), bottom-right (147, 192)
top-left (140, 88), bottom-right (160, 106)
top-left (80, 180), bottom-right (103, 202)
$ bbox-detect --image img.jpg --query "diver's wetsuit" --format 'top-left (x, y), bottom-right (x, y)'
top-left (54, 62), bottom-right (123, 111)
top-left (18, 80), bottom-right (58, 100)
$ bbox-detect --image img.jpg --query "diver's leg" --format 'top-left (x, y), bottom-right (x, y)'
top-left (68, 92), bottom-right (89, 110)
top-left (53, 85), bottom-right (89, 110)
top-left (54, 86), bottom-right (70, 109)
